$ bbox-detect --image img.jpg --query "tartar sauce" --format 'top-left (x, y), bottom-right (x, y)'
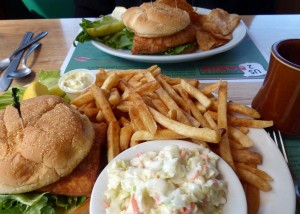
top-left (104, 145), bottom-right (227, 214)
top-left (59, 70), bottom-right (95, 92)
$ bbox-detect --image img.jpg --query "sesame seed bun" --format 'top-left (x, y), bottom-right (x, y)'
top-left (0, 95), bottom-right (95, 194)
top-left (123, 2), bottom-right (190, 38)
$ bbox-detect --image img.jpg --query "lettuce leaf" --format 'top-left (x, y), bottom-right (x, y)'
top-left (163, 42), bottom-right (197, 55)
top-left (38, 70), bottom-right (61, 89)
top-left (74, 18), bottom-right (133, 50)
top-left (0, 193), bottom-right (86, 214)
top-left (75, 17), bottom-right (121, 42)
top-left (97, 28), bottom-right (133, 49)
top-left (0, 87), bottom-right (25, 110)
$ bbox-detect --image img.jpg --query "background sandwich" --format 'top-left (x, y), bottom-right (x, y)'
top-left (74, 0), bottom-right (240, 55)
top-left (122, 2), bottom-right (198, 55)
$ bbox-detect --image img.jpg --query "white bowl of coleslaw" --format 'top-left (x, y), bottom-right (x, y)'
top-left (90, 140), bottom-right (247, 214)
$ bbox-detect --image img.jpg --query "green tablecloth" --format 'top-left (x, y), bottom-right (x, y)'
top-left (283, 135), bottom-right (300, 213)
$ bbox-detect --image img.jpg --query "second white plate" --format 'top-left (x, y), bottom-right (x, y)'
top-left (91, 8), bottom-right (247, 63)
top-left (90, 140), bottom-right (247, 214)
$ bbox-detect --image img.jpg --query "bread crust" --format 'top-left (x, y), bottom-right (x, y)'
top-left (0, 95), bottom-right (95, 194)
top-left (123, 2), bottom-right (190, 38)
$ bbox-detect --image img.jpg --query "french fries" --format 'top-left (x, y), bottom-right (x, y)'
top-left (108, 88), bottom-right (121, 106)
top-left (246, 184), bottom-right (260, 214)
top-left (91, 85), bottom-right (116, 123)
top-left (95, 68), bottom-right (107, 87)
top-left (156, 75), bottom-right (189, 113)
top-left (207, 110), bottom-right (273, 128)
top-left (209, 100), bottom-right (261, 119)
top-left (149, 107), bottom-right (222, 143)
top-left (71, 90), bottom-right (94, 106)
top-left (128, 92), bottom-right (157, 134)
top-left (120, 124), bottom-right (133, 151)
top-left (181, 79), bottom-right (211, 108)
top-left (232, 149), bottom-right (262, 165)
top-left (236, 163), bottom-right (273, 181)
top-left (107, 121), bottom-right (120, 162)
top-left (71, 66), bottom-right (274, 212)
top-left (217, 81), bottom-right (235, 170)
top-left (237, 166), bottom-right (272, 191)
top-left (129, 106), bottom-right (147, 131)
top-left (131, 129), bottom-right (186, 145)
top-left (200, 79), bottom-right (221, 95)
top-left (228, 126), bottom-right (253, 148)
top-left (101, 72), bottom-right (119, 91)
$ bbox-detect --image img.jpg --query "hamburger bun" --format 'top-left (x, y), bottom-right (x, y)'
top-left (123, 2), bottom-right (190, 38)
top-left (0, 95), bottom-right (95, 194)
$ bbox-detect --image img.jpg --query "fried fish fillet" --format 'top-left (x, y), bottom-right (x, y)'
top-left (131, 24), bottom-right (197, 54)
top-left (39, 122), bottom-right (107, 197)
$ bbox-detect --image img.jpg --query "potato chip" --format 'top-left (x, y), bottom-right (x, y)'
top-left (201, 8), bottom-right (241, 36)
top-left (196, 30), bottom-right (229, 51)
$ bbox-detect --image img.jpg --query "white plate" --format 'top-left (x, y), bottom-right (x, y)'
top-left (91, 8), bottom-right (247, 63)
top-left (90, 140), bottom-right (247, 214)
top-left (90, 129), bottom-right (296, 214)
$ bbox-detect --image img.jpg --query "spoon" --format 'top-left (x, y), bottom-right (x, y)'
top-left (7, 43), bottom-right (41, 79)
top-left (0, 31), bottom-right (47, 71)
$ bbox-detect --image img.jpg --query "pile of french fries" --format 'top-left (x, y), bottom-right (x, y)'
top-left (71, 65), bottom-right (273, 213)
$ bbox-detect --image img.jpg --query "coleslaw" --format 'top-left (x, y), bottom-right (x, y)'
top-left (104, 145), bottom-right (227, 214)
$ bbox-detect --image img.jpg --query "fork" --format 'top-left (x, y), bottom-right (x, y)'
top-left (267, 129), bottom-right (300, 199)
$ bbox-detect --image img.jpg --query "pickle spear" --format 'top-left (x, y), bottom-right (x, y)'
top-left (86, 20), bottom-right (125, 37)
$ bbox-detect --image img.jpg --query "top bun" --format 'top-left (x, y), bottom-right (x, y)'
top-left (123, 2), bottom-right (190, 38)
top-left (0, 95), bottom-right (95, 194)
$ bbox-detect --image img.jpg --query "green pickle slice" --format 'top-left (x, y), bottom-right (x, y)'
top-left (86, 20), bottom-right (125, 37)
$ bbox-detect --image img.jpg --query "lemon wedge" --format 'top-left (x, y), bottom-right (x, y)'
top-left (49, 84), bottom-right (66, 97)
top-left (111, 6), bottom-right (127, 21)
top-left (22, 81), bottom-right (49, 100)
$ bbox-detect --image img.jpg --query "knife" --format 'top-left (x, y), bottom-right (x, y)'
top-left (0, 31), bottom-right (47, 71)
top-left (0, 32), bottom-right (33, 91)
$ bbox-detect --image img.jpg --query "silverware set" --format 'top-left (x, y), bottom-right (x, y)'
top-left (7, 42), bottom-right (41, 79)
top-left (0, 31), bottom-right (48, 91)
